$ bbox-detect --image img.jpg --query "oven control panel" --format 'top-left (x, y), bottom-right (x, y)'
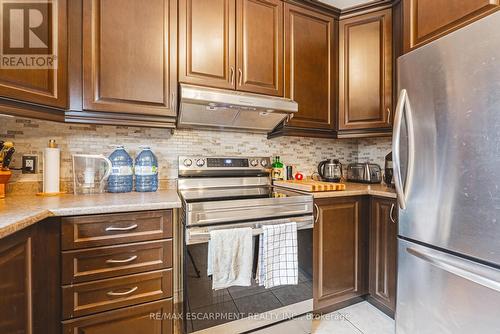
top-left (179, 156), bottom-right (271, 172)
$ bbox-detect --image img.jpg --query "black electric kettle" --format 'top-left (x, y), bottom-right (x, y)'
top-left (317, 159), bottom-right (342, 182)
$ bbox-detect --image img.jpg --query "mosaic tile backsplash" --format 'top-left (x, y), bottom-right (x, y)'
top-left (0, 115), bottom-right (391, 193)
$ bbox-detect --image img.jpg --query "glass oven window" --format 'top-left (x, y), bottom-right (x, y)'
top-left (184, 229), bottom-right (313, 333)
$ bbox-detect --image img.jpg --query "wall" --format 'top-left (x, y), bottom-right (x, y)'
top-left (0, 116), bottom-right (396, 193)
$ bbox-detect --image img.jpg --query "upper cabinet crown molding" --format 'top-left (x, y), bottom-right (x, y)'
top-left (403, 0), bottom-right (500, 53)
top-left (82, 0), bottom-right (177, 117)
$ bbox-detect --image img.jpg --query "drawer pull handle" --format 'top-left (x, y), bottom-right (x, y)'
top-left (105, 224), bottom-right (138, 232)
top-left (105, 255), bottom-right (138, 264)
top-left (106, 286), bottom-right (138, 297)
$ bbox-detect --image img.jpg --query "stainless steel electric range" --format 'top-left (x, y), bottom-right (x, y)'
top-left (178, 156), bottom-right (314, 334)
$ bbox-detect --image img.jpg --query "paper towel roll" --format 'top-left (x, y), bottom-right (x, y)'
top-left (43, 147), bottom-right (60, 193)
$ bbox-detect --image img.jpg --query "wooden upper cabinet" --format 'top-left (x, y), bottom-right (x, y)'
top-left (339, 9), bottom-right (392, 131)
top-left (0, 0), bottom-right (67, 108)
top-left (82, 0), bottom-right (177, 116)
top-left (403, 0), bottom-right (500, 52)
top-left (313, 197), bottom-right (368, 312)
top-left (369, 197), bottom-right (397, 316)
top-left (236, 0), bottom-right (283, 96)
top-left (284, 4), bottom-right (336, 130)
top-left (179, 0), bottom-right (236, 89)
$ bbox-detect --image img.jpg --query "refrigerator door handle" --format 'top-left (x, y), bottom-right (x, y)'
top-left (392, 89), bottom-right (415, 210)
top-left (406, 247), bottom-right (500, 293)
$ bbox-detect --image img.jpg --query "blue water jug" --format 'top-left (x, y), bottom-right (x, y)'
top-left (135, 147), bottom-right (158, 192)
top-left (107, 146), bottom-right (133, 193)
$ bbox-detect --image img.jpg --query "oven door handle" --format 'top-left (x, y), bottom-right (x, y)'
top-left (186, 216), bottom-right (314, 245)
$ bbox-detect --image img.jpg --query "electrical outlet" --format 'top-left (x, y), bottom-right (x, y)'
top-left (22, 155), bottom-right (38, 174)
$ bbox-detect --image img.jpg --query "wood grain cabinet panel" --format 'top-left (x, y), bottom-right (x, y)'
top-left (0, 232), bottom-right (33, 334)
top-left (403, 0), bottom-right (500, 52)
top-left (339, 9), bottom-right (392, 131)
top-left (236, 0), bottom-right (283, 96)
top-left (82, 0), bottom-right (177, 116)
top-left (0, 0), bottom-right (68, 108)
top-left (0, 220), bottom-right (60, 334)
top-left (62, 269), bottom-right (172, 319)
top-left (61, 210), bottom-right (173, 250)
top-left (179, 0), bottom-right (236, 89)
top-left (62, 239), bottom-right (173, 284)
top-left (284, 4), bottom-right (336, 130)
top-left (313, 197), bottom-right (368, 312)
top-left (368, 197), bottom-right (397, 317)
top-left (62, 299), bottom-right (173, 334)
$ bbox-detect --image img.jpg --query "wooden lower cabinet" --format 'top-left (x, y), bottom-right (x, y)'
top-left (62, 299), bottom-right (173, 334)
top-left (368, 197), bottom-right (398, 317)
top-left (60, 210), bottom-right (175, 332)
top-left (313, 196), bottom-right (369, 312)
top-left (0, 219), bottom-right (61, 334)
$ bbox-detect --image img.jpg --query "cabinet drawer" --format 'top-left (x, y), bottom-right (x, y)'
top-left (61, 239), bottom-right (172, 284)
top-left (61, 210), bottom-right (172, 250)
top-left (62, 298), bottom-right (173, 334)
top-left (62, 269), bottom-right (172, 319)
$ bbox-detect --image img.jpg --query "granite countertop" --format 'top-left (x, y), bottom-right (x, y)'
top-left (277, 182), bottom-right (397, 199)
top-left (0, 190), bottom-right (181, 240)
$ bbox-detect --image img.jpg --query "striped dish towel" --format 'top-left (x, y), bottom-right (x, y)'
top-left (256, 222), bottom-right (298, 288)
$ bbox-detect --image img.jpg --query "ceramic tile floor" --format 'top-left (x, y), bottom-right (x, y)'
top-left (312, 302), bottom-right (394, 334)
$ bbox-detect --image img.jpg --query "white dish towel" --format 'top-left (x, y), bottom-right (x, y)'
top-left (256, 222), bottom-right (298, 288)
top-left (207, 227), bottom-right (253, 290)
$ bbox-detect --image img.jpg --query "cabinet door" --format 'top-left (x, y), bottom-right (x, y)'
top-left (82, 0), bottom-right (177, 116)
top-left (62, 299), bottom-right (173, 334)
top-left (0, 230), bottom-right (33, 334)
top-left (339, 9), bottom-right (392, 131)
top-left (284, 4), bottom-right (336, 130)
top-left (403, 0), bottom-right (500, 53)
top-left (0, 220), bottom-right (60, 334)
top-left (236, 0), bottom-right (283, 96)
top-left (0, 0), bottom-right (67, 108)
top-left (313, 197), bottom-right (368, 312)
top-left (369, 197), bottom-right (397, 316)
top-left (179, 0), bottom-right (236, 89)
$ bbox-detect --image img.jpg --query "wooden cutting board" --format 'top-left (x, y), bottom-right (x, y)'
top-left (274, 180), bottom-right (346, 192)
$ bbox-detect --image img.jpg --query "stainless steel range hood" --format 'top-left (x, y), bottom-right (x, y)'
top-left (178, 84), bottom-right (298, 132)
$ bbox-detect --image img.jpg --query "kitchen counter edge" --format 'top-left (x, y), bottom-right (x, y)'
top-left (0, 190), bottom-right (181, 240)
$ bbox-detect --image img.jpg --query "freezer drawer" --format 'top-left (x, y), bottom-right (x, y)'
top-left (396, 239), bottom-right (500, 334)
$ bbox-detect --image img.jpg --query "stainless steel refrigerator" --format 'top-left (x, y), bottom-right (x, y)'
top-left (393, 11), bottom-right (500, 334)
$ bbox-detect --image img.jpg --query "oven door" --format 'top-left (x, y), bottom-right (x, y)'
top-left (183, 216), bottom-right (314, 334)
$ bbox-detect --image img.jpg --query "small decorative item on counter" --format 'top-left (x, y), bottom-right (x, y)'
top-left (107, 146), bottom-right (133, 193)
top-left (135, 147), bottom-right (158, 192)
top-left (271, 156), bottom-right (285, 181)
top-left (294, 172), bottom-right (304, 181)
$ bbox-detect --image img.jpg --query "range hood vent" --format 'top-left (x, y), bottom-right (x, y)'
top-left (178, 84), bottom-right (298, 133)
